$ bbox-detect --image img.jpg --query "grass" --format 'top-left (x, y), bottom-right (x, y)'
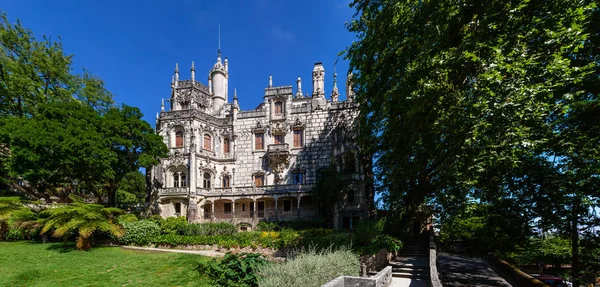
top-left (0, 241), bottom-right (212, 287)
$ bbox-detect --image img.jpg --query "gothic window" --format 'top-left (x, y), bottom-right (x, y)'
top-left (181, 101), bottom-right (190, 109)
top-left (274, 135), bottom-right (283, 145)
top-left (344, 152), bottom-right (356, 173)
top-left (254, 174), bottom-right (264, 187)
top-left (223, 138), bottom-right (230, 154)
top-left (203, 173), bottom-right (211, 189)
top-left (222, 175), bottom-right (230, 188)
top-left (173, 173), bottom-right (180, 187)
top-left (175, 131), bottom-right (184, 148)
top-left (293, 129), bottom-right (304, 147)
top-left (283, 200), bottom-right (292, 212)
top-left (274, 101), bottom-right (283, 115)
top-left (203, 134), bottom-right (212, 151)
top-left (224, 202), bottom-right (232, 214)
top-left (293, 171), bottom-right (304, 184)
top-left (347, 189), bottom-right (355, 204)
top-left (255, 133), bottom-right (264, 150)
top-left (173, 172), bottom-right (187, 187)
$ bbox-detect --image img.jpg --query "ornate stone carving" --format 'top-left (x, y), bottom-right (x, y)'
top-left (269, 121), bottom-right (287, 135)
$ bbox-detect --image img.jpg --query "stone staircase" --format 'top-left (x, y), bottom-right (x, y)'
top-left (370, 234), bottom-right (432, 286)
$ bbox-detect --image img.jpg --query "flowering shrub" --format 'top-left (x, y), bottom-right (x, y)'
top-left (119, 220), bottom-right (161, 245)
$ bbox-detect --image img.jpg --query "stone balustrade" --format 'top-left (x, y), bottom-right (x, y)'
top-left (158, 187), bottom-right (190, 196)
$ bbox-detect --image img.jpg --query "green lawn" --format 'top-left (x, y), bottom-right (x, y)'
top-left (0, 242), bottom-right (212, 287)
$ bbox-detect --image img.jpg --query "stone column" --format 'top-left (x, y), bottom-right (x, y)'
top-left (297, 196), bottom-right (301, 219)
top-left (274, 197), bottom-right (278, 220)
top-left (232, 200), bottom-right (236, 218)
top-left (252, 199), bottom-right (257, 219)
top-left (211, 201), bottom-right (215, 219)
top-left (189, 131), bottom-right (197, 196)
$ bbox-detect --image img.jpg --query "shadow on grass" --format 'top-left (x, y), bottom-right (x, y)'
top-left (22, 241), bottom-right (79, 253)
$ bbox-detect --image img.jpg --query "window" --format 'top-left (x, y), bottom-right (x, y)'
top-left (242, 203), bottom-right (246, 212)
top-left (283, 200), bottom-right (292, 212)
top-left (203, 173), bottom-right (211, 189)
top-left (344, 152), bottom-right (356, 173)
top-left (274, 101), bottom-right (283, 115)
top-left (223, 138), bottom-right (230, 154)
top-left (175, 131), bottom-right (184, 148)
top-left (222, 175), bottom-right (230, 188)
top-left (347, 189), bottom-right (355, 204)
top-left (224, 202), bottom-right (232, 214)
top-left (174, 203), bottom-right (181, 216)
top-left (293, 129), bottom-right (304, 147)
top-left (173, 172), bottom-right (186, 187)
top-left (255, 133), bottom-right (264, 150)
top-left (254, 175), bottom-right (264, 186)
top-left (203, 134), bottom-right (212, 151)
top-left (343, 217), bottom-right (350, 229)
top-left (173, 173), bottom-right (180, 187)
top-left (274, 135), bottom-right (283, 145)
top-left (293, 171), bottom-right (304, 184)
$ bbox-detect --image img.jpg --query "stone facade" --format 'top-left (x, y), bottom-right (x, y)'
top-left (152, 54), bottom-right (372, 229)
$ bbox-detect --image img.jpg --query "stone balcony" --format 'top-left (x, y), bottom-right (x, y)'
top-left (200, 184), bottom-right (314, 196)
top-left (267, 143), bottom-right (290, 155)
top-left (158, 187), bottom-right (190, 197)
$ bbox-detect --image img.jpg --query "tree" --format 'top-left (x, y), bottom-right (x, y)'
top-left (116, 171), bottom-right (146, 209)
top-left (345, 1), bottom-right (599, 285)
top-left (40, 195), bottom-right (124, 250)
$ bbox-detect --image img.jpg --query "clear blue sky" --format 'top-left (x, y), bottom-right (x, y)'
top-left (2, 0), bottom-right (357, 125)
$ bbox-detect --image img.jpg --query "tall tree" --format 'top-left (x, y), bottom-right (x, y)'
top-left (345, 1), bottom-right (599, 285)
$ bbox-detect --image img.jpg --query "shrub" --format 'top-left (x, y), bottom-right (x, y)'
top-left (354, 218), bottom-right (385, 246)
top-left (120, 220), bottom-right (161, 245)
top-left (258, 247), bottom-right (359, 287)
top-left (160, 216), bottom-right (187, 235)
top-left (256, 221), bottom-right (280, 232)
top-left (197, 252), bottom-right (269, 287)
top-left (117, 214), bottom-right (139, 224)
top-left (184, 222), bottom-right (237, 236)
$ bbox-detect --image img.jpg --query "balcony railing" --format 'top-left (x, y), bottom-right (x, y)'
top-left (267, 143), bottom-right (289, 154)
top-left (158, 187), bottom-right (189, 196)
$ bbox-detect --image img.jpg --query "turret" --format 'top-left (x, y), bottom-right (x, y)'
top-left (210, 51), bottom-right (228, 116)
top-left (346, 72), bottom-right (355, 102)
top-left (312, 62), bottom-right (325, 97)
top-left (331, 72), bottom-right (339, 102)
top-left (296, 76), bottom-right (303, 98)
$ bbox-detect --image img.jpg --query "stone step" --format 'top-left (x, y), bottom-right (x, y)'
top-left (393, 267), bottom-right (430, 273)
top-left (392, 272), bottom-right (431, 279)
top-left (389, 261), bottom-right (429, 268)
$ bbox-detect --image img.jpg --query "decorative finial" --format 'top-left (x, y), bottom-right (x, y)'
top-left (161, 98), bottom-right (165, 111)
top-left (296, 76), bottom-right (303, 98)
top-left (175, 63), bottom-right (179, 73)
top-left (234, 88), bottom-right (238, 99)
top-left (191, 61), bottom-right (195, 71)
top-left (191, 61), bottom-right (195, 81)
top-left (269, 74), bottom-right (272, 87)
top-left (171, 75), bottom-right (175, 85)
top-left (156, 112), bottom-right (159, 119)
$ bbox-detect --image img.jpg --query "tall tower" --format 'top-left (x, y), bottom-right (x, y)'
top-left (312, 62), bottom-right (325, 97)
top-left (210, 50), bottom-right (228, 116)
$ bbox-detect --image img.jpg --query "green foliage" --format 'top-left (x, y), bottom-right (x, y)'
top-left (258, 247), bottom-right (359, 287)
top-left (40, 195), bottom-right (124, 250)
top-left (159, 216), bottom-right (188, 235)
top-left (197, 252), bottom-right (269, 287)
top-left (354, 218), bottom-right (386, 246)
top-left (185, 222), bottom-right (238, 236)
top-left (255, 221), bottom-right (279, 232)
top-left (116, 171), bottom-right (146, 208)
top-left (116, 213), bottom-right (138, 224)
top-left (0, 196), bottom-right (23, 240)
top-left (119, 219), bottom-right (161, 246)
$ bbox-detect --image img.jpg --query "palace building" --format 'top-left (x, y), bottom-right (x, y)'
top-left (151, 51), bottom-right (373, 229)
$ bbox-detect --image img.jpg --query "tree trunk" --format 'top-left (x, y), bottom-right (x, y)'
top-left (107, 183), bottom-right (117, 207)
top-left (572, 196), bottom-right (580, 287)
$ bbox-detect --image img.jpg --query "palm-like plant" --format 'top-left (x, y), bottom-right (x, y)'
top-left (40, 195), bottom-right (124, 250)
top-left (0, 197), bottom-right (23, 239)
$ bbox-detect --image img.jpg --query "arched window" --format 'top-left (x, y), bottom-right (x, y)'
top-left (223, 175), bottom-right (230, 188)
top-left (223, 138), bottom-right (230, 155)
top-left (203, 134), bottom-right (212, 151)
top-left (274, 101), bottom-right (283, 115)
top-left (173, 172), bottom-right (187, 187)
top-left (173, 173), bottom-right (180, 187)
top-left (344, 152), bottom-right (356, 173)
top-left (175, 131), bottom-right (184, 148)
top-left (203, 172), bottom-right (211, 189)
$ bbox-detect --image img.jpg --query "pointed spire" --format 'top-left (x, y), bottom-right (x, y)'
top-left (171, 75), bottom-right (175, 87)
top-left (156, 112), bottom-right (159, 119)
top-left (234, 88), bottom-right (238, 99)
top-left (296, 76), bottom-right (303, 98)
top-left (191, 61), bottom-right (195, 82)
top-left (224, 57), bottom-right (228, 72)
top-left (174, 63), bottom-right (179, 82)
top-left (269, 74), bottom-right (273, 87)
top-left (161, 98), bottom-right (165, 111)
